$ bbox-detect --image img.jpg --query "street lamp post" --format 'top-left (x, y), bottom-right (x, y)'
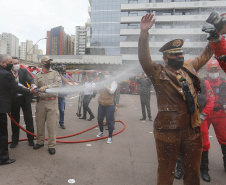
top-left (25, 37), bottom-right (47, 61)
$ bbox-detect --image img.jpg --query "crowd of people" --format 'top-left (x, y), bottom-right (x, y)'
top-left (1, 9), bottom-right (226, 185)
top-left (0, 55), bottom-right (122, 163)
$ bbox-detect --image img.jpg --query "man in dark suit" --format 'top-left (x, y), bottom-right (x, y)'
top-left (10, 58), bottom-right (35, 148)
top-left (137, 73), bottom-right (152, 121)
top-left (0, 54), bottom-right (36, 165)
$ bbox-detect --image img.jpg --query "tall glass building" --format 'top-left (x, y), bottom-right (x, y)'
top-left (87, 0), bottom-right (226, 65)
top-left (88, 0), bottom-right (123, 55)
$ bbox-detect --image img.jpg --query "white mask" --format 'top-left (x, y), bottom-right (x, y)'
top-left (208, 72), bottom-right (219, 80)
top-left (13, 64), bottom-right (20, 71)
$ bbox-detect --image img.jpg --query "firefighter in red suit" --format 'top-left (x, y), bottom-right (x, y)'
top-left (204, 60), bottom-right (226, 176)
top-left (207, 12), bottom-right (226, 72)
top-left (210, 35), bottom-right (226, 73)
top-left (199, 77), bottom-right (215, 182)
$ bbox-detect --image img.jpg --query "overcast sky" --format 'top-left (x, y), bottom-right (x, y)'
top-left (0, 0), bottom-right (90, 54)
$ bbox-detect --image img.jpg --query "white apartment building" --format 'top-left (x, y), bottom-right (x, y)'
top-left (87, 0), bottom-right (226, 65)
top-left (33, 45), bottom-right (43, 55)
top-left (0, 33), bottom-right (19, 57)
top-left (19, 40), bottom-right (43, 62)
top-left (75, 26), bottom-right (88, 55)
top-left (120, 0), bottom-right (226, 64)
top-left (19, 42), bottom-right (26, 60)
top-left (0, 39), bottom-right (7, 54)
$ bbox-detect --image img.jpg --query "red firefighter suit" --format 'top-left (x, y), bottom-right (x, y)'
top-left (199, 79), bottom-right (215, 151)
top-left (203, 75), bottom-right (226, 148)
top-left (211, 36), bottom-right (226, 73)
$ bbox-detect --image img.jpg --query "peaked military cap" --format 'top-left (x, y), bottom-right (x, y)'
top-left (159, 39), bottom-right (184, 54)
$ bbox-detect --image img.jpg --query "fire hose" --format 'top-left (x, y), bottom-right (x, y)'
top-left (8, 113), bottom-right (126, 144)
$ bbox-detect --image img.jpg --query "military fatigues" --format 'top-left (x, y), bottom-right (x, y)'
top-left (34, 69), bottom-right (61, 149)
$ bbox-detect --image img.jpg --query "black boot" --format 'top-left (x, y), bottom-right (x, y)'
top-left (221, 145), bottom-right (226, 171)
top-left (200, 150), bottom-right (211, 182)
top-left (174, 156), bottom-right (183, 179)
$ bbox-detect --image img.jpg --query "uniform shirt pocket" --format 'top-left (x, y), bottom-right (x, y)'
top-left (48, 76), bottom-right (54, 84)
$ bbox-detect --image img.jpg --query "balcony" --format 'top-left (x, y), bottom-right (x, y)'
top-left (121, 14), bottom-right (208, 24)
top-left (120, 41), bottom-right (208, 48)
top-left (120, 28), bottom-right (204, 35)
top-left (121, 1), bottom-right (224, 11)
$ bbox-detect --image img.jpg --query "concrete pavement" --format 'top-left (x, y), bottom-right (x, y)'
top-left (0, 94), bottom-right (225, 185)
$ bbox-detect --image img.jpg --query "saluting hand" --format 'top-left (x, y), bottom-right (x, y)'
top-left (140, 13), bottom-right (156, 33)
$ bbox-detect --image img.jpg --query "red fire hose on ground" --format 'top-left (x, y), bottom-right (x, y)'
top-left (8, 113), bottom-right (126, 144)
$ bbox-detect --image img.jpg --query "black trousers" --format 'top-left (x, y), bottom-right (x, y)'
top-left (140, 94), bottom-right (151, 119)
top-left (82, 95), bottom-right (94, 118)
top-left (0, 113), bottom-right (9, 162)
top-left (11, 96), bottom-right (34, 143)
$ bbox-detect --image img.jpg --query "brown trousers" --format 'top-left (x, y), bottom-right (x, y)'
top-left (154, 127), bottom-right (202, 185)
top-left (35, 99), bottom-right (58, 148)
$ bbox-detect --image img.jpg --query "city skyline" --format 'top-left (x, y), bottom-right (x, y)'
top-left (0, 0), bottom-right (89, 54)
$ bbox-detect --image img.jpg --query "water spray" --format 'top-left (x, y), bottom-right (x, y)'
top-left (45, 64), bottom-right (142, 94)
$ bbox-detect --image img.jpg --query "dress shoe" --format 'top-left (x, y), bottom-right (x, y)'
top-left (0, 159), bottom-right (16, 165)
top-left (79, 117), bottom-right (86, 119)
top-left (10, 142), bottom-right (18, 148)
top-left (49, 148), bottom-right (56, 155)
top-left (60, 125), bottom-right (66, 129)
top-left (140, 117), bottom-right (146, 120)
top-left (33, 144), bottom-right (44, 150)
top-left (88, 116), bottom-right (95, 121)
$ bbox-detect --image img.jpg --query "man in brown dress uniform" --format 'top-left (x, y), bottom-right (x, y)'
top-left (138, 13), bottom-right (213, 185)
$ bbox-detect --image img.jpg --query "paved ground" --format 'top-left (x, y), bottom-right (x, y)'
top-left (0, 93), bottom-right (226, 185)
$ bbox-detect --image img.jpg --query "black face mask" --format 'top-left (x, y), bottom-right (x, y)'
top-left (44, 63), bottom-right (51, 69)
top-left (5, 63), bottom-right (13, 71)
top-left (167, 57), bottom-right (184, 70)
